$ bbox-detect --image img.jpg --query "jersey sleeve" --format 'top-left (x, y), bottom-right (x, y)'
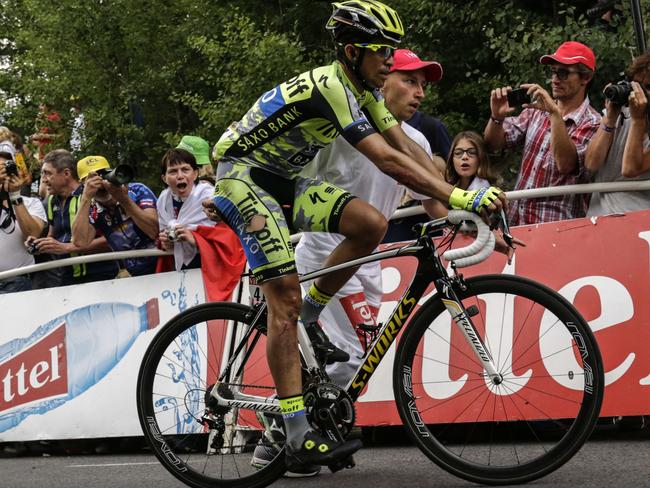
top-left (310, 71), bottom-right (378, 147)
top-left (361, 92), bottom-right (398, 133)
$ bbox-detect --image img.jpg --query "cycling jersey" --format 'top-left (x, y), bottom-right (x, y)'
top-left (214, 61), bottom-right (398, 178)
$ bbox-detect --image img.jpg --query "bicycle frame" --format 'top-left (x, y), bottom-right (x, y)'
top-left (210, 218), bottom-right (502, 413)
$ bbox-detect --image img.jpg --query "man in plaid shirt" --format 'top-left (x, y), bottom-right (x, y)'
top-left (484, 41), bottom-right (600, 225)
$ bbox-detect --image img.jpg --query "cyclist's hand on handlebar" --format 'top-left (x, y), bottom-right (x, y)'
top-left (449, 186), bottom-right (506, 214)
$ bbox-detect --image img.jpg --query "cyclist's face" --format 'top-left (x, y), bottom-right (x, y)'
top-left (359, 46), bottom-right (394, 89)
top-left (382, 69), bottom-right (427, 121)
top-left (162, 161), bottom-right (198, 199)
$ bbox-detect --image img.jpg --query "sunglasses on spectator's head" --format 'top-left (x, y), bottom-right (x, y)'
top-left (547, 67), bottom-right (582, 81)
top-left (353, 43), bottom-right (395, 59)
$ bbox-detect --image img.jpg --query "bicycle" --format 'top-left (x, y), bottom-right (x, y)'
top-left (137, 210), bottom-right (604, 487)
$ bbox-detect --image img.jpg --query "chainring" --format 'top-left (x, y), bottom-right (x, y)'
top-left (303, 382), bottom-right (356, 440)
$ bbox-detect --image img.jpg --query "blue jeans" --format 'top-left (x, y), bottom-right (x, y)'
top-left (0, 275), bottom-right (32, 294)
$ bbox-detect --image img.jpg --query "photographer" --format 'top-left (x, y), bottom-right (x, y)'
top-left (485, 41), bottom-right (600, 225)
top-left (72, 156), bottom-right (159, 277)
top-left (0, 140), bottom-right (47, 293)
top-left (586, 51), bottom-right (650, 216)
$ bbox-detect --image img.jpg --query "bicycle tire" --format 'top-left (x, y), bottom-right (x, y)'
top-left (137, 302), bottom-right (286, 488)
top-left (393, 275), bottom-right (604, 485)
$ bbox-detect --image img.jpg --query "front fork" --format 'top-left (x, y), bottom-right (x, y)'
top-left (436, 275), bottom-right (503, 385)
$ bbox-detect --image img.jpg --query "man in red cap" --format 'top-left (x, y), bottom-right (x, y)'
top-left (485, 41), bottom-right (600, 225)
top-left (389, 49), bottom-right (452, 159)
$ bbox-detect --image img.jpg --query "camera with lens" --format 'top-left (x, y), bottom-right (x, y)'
top-left (99, 164), bottom-right (134, 186)
top-left (4, 160), bottom-right (18, 177)
top-left (604, 80), bottom-right (633, 106)
top-left (166, 228), bottom-right (178, 243)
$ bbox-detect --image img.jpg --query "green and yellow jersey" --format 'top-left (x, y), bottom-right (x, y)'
top-left (214, 61), bottom-right (398, 177)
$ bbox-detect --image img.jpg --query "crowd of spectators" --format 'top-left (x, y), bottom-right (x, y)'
top-left (2, 40), bottom-right (650, 294)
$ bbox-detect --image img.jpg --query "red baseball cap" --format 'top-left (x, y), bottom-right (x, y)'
top-left (390, 49), bottom-right (443, 82)
top-left (539, 41), bottom-right (596, 71)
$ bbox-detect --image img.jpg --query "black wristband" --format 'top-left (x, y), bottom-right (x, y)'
top-left (490, 116), bottom-right (505, 126)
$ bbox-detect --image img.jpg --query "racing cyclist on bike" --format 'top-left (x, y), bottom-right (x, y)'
top-left (209, 0), bottom-right (506, 470)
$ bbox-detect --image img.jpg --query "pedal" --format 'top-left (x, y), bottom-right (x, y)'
top-left (328, 455), bottom-right (355, 473)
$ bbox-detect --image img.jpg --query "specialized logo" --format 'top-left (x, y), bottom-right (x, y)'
top-left (0, 323), bottom-right (67, 412)
top-left (442, 299), bottom-right (493, 364)
top-left (350, 293), bottom-right (418, 394)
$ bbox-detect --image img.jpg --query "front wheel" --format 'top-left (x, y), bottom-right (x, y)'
top-left (136, 302), bottom-right (286, 488)
top-left (393, 275), bottom-right (604, 485)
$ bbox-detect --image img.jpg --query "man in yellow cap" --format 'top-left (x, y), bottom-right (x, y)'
top-left (72, 156), bottom-right (159, 276)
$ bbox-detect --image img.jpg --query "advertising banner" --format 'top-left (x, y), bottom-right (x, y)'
top-left (2, 210), bottom-right (650, 440)
top-left (0, 270), bottom-right (207, 441)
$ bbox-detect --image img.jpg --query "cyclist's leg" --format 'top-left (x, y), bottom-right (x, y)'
top-left (293, 178), bottom-right (386, 362)
top-left (214, 162), bottom-right (361, 465)
top-left (294, 181), bottom-right (388, 295)
top-left (297, 262), bottom-right (380, 387)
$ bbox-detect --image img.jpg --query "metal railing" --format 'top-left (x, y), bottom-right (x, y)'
top-left (2, 180), bottom-right (650, 282)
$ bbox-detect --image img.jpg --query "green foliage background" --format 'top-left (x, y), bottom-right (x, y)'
top-left (0, 0), bottom-right (647, 191)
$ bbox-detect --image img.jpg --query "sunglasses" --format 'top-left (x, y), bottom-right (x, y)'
top-left (353, 43), bottom-right (395, 59)
top-left (452, 148), bottom-right (478, 157)
top-left (547, 67), bottom-right (582, 81)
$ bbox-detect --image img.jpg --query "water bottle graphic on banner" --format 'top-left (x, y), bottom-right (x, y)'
top-left (0, 299), bottom-right (160, 433)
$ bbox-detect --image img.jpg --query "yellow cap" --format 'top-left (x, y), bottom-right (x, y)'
top-left (77, 155), bottom-right (111, 181)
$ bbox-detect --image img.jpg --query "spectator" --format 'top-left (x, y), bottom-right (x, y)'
top-left (485, 41), bottom-right (600, 225)
top-left (72, 156), bottom-right (159, 277)
top-left (177, 135), bottom-right (215, 182)
top-left (380, 50), bottom-right (446, 243)
top-left (157, 148), bottom-right (214, 270)
top-left (397, 50), bottom-right (451, 160)
top-left (0, 140), bottom-right (47, 293)
top-left (429, 131), bottom-right (525, 262)
top-left (586, 51), bottom-right (650, 216)
top-left (31, 149), bottom-right (117, 286)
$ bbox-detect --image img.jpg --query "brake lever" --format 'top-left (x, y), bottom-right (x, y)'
top-left (489, 209), bottom-right (515, 248)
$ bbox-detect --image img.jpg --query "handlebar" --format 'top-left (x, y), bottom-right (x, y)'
top-left (443, 210), bottom-right (495, 268)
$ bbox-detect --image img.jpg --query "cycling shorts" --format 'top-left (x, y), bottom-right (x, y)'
top-left (213, 160), bottom-right (356, 283)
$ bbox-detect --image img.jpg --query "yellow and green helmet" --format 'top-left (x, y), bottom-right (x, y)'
top-left (326, 0), bottom-right (404, 45)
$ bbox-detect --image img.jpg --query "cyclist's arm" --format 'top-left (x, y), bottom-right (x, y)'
top-left (354, 132), bottom-right (454, 202)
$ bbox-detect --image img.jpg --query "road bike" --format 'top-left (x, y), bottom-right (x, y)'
top-left (137, 210), bottom-right (604, 487)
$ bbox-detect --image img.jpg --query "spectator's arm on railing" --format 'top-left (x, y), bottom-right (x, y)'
top-left (621, 81), bottom-right (650, 178)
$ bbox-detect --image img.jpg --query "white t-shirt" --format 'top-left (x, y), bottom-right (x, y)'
top-left (295, 122), bottom-right (431, 276)
top-left (0, 196), bottom-right (47, 272)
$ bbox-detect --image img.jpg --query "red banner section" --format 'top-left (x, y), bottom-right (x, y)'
top-left (353, 211), bottom-right (650, 425)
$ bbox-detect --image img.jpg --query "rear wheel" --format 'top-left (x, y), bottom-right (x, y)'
top-left (394, 275), bottom-right (604, 485)
top-left (137, 302), bottom-right (286, 488)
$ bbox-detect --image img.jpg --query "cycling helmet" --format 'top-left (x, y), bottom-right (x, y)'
top-left (326, 1), bottom-right (404, 45)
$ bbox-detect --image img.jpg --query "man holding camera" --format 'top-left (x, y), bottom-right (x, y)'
top-left (72, 155), bottom-right (159, 277)
top-left (485, 41), bottom-right (600, 225)
top-left (585, 51), bottom-right (650, 216)
top-left (0, 140), bottom-right (47, 293)
top-left (34, 149), bottom-right (117, 286)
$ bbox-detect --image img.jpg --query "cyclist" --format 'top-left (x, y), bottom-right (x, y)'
top-left (210, 0), bottom-right (505, 470)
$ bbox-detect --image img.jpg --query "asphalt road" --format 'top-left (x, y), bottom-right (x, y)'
top-left (1, 427), bottom-right (649, 488)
